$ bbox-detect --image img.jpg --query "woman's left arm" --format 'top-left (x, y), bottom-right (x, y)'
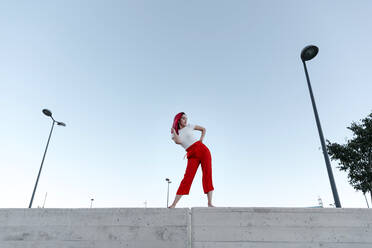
top-left (194, 125), bottom-right (206, 142)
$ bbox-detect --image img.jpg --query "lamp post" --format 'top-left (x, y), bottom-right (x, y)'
top-left (165, 178), bottom-right (171, 208)
top-left (301, 45), bottom-right (341, 208)
top-left (42, 192), bottom-right (48, 208)
top-left (364, 194), bottom-right (370, 208)
top-left (28, 109), bottom-right (66, 208)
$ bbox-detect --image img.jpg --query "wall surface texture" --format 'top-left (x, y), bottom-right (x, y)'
top-left (192, 207), bottom-right (372, 248)
top-left (1, 208), bottom-right (371, 248)
top-left (0, 208), bottom-right (190, 248)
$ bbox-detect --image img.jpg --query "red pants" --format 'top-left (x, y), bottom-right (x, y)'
top-left (176, 141), bottom-right (214, 195)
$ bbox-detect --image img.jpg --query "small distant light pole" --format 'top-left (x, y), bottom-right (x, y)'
top-left (42, 192), bottom-right (48, 208)
top-left (29, 109), bottom-right (66, 208)
top-left (317, 196), bottom-right (323, 208)
top-left (165, 178), bottom-right (172, 208)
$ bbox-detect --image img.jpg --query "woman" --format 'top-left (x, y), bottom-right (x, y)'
top-left (169, 112), bottom-right (215, 208)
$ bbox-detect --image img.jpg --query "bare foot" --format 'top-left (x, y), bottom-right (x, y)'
top-left (208, 203), bottom-right (215, 207)
top-left (168, 204), bottom-right (176, 208)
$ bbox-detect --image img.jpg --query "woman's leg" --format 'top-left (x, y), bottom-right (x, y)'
top-left (169, 157), bottom-right (200, 208)
top-left (207, 190), bottom-right (214, 207)
top-left (168, 195), bottom-right (182, 208)
top-left (200, 146), bottom-right (215, 207)
top-left (170, 191), bottom-right (214, 208)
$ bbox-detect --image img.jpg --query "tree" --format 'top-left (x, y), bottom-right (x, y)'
top-left (326, 112), bottom-right (372, 201)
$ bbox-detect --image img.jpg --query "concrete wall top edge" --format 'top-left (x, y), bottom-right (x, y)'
top-left (0, 208), bottom-right (189, 211)
top-left (191, 207), bottom-right (372, 213)
top-left (1, 207), bottom-right (370, 211)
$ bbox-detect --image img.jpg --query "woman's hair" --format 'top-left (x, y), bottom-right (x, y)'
top-left (177, 112), bottom-right (185, 129)
top-left (172, 112), bottom-right (185, 135)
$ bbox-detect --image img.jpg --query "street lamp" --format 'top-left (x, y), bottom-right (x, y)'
top-left (165, 178), bottom-right (172, 208)
top-left (301, 45), bottom-right (341, 208)
top-left (28, 109), bottom-right (66, 208)
top-left (364, 194), bottom-right (370, 208)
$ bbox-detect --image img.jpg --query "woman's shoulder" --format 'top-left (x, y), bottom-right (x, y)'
top-left (187, 124), bottom-right (195, 129)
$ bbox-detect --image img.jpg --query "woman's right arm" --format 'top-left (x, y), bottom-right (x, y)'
top-left (171, 128), bottom-right (181, 144)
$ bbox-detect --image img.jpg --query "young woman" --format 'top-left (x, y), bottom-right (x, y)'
top-left (169, 112), bottom-right (215, 208)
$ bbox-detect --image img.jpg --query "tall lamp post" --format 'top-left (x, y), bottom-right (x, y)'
top-left (301, 45), bottom-right (341, 208)
top-left (29, 109), bottom-right (66, 208)
top-left (165, 178), bottom-right (171, 208)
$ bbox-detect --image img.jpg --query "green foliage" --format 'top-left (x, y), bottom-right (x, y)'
top-left (326, 112), bottom-right (372, 197)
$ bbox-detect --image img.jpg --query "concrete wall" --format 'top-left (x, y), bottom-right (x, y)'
top-left (0, 208), bottom-right (191, 248)
top-left (192, 207), bottom-right (372, 248)
top-left (1, 208), bottom-right (371, 248)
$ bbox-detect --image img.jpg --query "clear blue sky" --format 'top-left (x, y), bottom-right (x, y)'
top-left (1, 0), bottom-right (371, 208)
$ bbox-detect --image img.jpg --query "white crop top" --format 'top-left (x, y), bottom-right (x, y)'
top-left (173, 124), bottom-right (198, 149)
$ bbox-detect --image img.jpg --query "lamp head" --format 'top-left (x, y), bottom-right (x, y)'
top-left (42, 109), bottom-right (52, 117)
top-left (301, 45), bottom-right (319, 61)
top-left (57, 122), bottom-right (66, 127)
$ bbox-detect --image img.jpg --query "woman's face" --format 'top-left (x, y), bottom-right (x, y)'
top-left (179, 114), bottom-right (188, 127)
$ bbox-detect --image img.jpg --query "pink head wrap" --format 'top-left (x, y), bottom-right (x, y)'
top-left (172, 112), bottom-right (185, 135)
